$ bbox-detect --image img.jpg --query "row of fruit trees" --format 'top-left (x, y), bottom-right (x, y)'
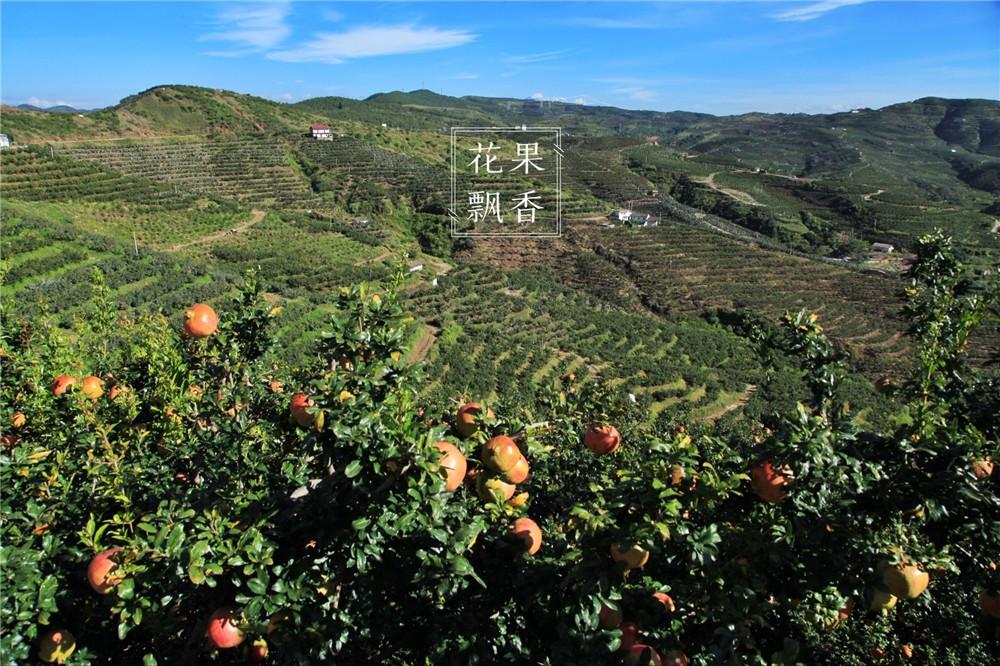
top-left (1, 233), bottom-right (998, 664)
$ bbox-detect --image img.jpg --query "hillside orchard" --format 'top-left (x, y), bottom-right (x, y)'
top-left (1, 233), bottom-right (998, 664)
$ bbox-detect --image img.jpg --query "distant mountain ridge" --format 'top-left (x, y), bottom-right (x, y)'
top-left (1, 86), bottom-right (997, 199)
top-left (14, 103), bottom-right (97, 114)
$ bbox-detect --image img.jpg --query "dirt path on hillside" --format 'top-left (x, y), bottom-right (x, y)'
top-left (695, 172), bottom-right (764, 207)
top-left (703, 384), bottom-right (757, 421)
top-left (167, 209), bottom-right (265, 252)
top-left (734, 168), bottom-right (814, 183)
top-left (862, 188), bottom-right (885, 201)
top-left (407, 325), bottom-right (439, 364)
top-left (356, 247), bottom-right (394, 266)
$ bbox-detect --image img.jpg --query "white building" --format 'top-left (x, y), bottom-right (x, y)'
top-left (0, 134), bottom-right (10, 149)
top-left (310, 125), bottom-right (333, 140)
top-left (871, 242), bottom-right (895, 253)
top-left (608, 209), bottom-right (633, 223)
top-left (407, 263), bottom-right (424, 273)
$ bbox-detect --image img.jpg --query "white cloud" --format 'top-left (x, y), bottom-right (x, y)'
top-left (268, 25), bottom-right (476, 64)
top-left (25, 96), bottom-right (72, 108)
top-left (772, 0), bottom-right (868, 23)
top-left (201, 2), bottom-right (291, 55)
top-left (448, 72), bottom-right (480, 80)
top-left (504, 50), bottom-right (569, 64)
top-left (526, 93), bottom-right (588, 105)
top-left (321, 8), bottom-right (344, 22)
top-left (612, 86), bottom-right (657, 101)
top-left (280, 92), bottom-right (294, 101)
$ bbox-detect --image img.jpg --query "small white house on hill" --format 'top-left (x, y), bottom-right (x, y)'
top-left (0, 134), bottom-right (10, 149)
top-left (608, 209), bottom-right (632, 223)
top-left (871, 242), bottom-right (895, 253)
top-left (310, 125), bottom-right (333, 140)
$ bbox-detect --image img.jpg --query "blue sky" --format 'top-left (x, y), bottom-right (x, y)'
top-left (1, 1), bottom-right (997, 115)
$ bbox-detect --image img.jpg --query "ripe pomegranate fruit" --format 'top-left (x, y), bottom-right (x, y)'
top-left (207, 607), bottom-right (245, 648)
top-left (183, 303), bottom-right (218, 338)
top-left (611, 543), bottom-right (650, 569)
top-left (477, 474), bottom-right (516, 502)
top-left (246, 638), bottom-right (268, 662)
top-left (750, 460), bottom-right (787, 502)
top-left (511, 517), bottom-right (542, 555)
top-left (879, 560), bottom-right (929, 599)
top-left (433, 441), bottom-right (467, 492)
top-left (599, 603), bottom-right (623, 628)
top-left (585, 424), bottom-right (620, 454)
top-left (87, 547), bottom-right (124, 594)
top-left (51, 375), bottom-right (77, 396)
top-left (868, 585), bottom-right (898, 612)
top-left (625, 643), bottom-right (661, 666)
top-left (455, 402), bottom-right (494, 439)
top-left (81, 375), bottom-right (104, 400)
top-left (619, 622), bottom-right (640, 651)
top-left (502, 454), bottom-right (530, 484)
top-left (653, 592), bottom-right (676, 613)
top-left (289, 393), bottom-right (315, 428)
top-left (973, 457), bottom-right (994, 480)
top-left (482, 435), bottom-right (522, 473)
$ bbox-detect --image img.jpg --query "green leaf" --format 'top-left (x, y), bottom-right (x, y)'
top-left (118, 577), bottom-right (135, 601)
top-left (344, 460), bottom-right (363, 478)
top-left (188, 565), bottom-right (206, 585)
top-left (247, 576), bottom-right (268, 595)
top-left (166, 525), bottom-right (185, 556)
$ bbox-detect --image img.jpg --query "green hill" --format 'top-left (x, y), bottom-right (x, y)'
top-left (0, 85), bottom-right (326, 142)
top-left (2, 83), bottom-right (997, 406)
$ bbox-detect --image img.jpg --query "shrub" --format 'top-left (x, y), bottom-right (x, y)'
top-left (1, 233), bottom-right (997, 664)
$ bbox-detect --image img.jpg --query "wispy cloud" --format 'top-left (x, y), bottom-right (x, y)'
top-left (445, 72), bottom-right (480, 80)
top-left (503, 50), bottom-right (569, 64)
top-left (612, 86), bottom-right (657, 101)
top-left (268, 25), bottom-right (476, 64)
top-left (772, 0), bottom-right (868, 22)
top-left (528, 92), bottom-right (589, 105)
top-left (24, 96), bottom-right (72, 108)
top-left (201, 2), bottom-right (291, 56)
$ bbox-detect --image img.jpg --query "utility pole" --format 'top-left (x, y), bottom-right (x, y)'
top-left (133, 229), bottom-right (139, 256)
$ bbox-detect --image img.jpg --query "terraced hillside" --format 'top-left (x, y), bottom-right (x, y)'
top-left (0, 146), bottom-right (195, 209)
top-left (1, 207), bottom-right (237, 319)
top-left (59, 138), bottom-right (316, 206)
top-left (459, 221), bottom-right (919, 372)
top-left (403, 263), bottom-right (763, 418)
